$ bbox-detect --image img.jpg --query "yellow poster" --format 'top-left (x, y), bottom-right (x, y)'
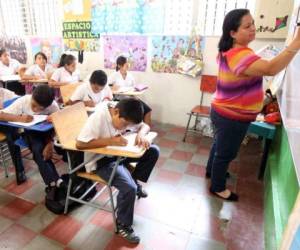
top-left (63, 0), bottom-right (91, 21)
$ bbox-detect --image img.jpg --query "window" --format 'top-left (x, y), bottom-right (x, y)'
top-left (0, 0), bottom-right (256, 37)
top-left (197, 0), bottom-right (256, 36)
top-left (0, 0), bottom-right (28, 36)
top-left (28, 0), bottom-right (63, 37)
top-left (0, 0), bottom-right (62, 37)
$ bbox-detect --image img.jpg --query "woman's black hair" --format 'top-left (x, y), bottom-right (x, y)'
top-left (218, 9), bottom-right (250, 52)
top-left (116, 56), bottom-right (127, 71)
top-left (34, 52), bottom-right (47, 62)
top-left (0, 48), bottom-right (7, 57)
top-left (58, 54), bottom-right (76, 67)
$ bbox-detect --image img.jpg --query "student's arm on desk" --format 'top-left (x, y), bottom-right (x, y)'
top-left (48, 79), bottom-right (71, 88)
top-left (67, 99), bottom-right (95, 107)
top-left (76, 136), bottom-right (128, 150)
top-left (0, 112), bottom-right (33, 123)
top-left (135, 123), bottom-right (151, 149)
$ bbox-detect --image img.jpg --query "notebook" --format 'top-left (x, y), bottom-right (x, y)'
top-left (9, 115), bottom-right (48, 127)
top-left (106, 132), bottom-right (157, 154)
top-left (134, 84), bottom-right (148, 92)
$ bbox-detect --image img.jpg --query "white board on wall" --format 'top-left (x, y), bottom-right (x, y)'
top-left (254, 0), bottom-right (293, 39)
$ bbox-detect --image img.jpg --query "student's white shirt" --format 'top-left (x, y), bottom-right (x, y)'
top-left (25, 64), bottom-right (54, 78)
top-left (0, 59), bottom-right (20, 76)
top-left (70, 82), bottom-right (113, 104)
top-left (77, 103), bottom-right (122, 172)
top-left (108, 71), bottom-right (135, 87)
top-left (0, 88), bottom-right (18, 104)
top-left (51, 67), bottom-right (80, 84)
top-left (2, 95), bottom-right (59, 115)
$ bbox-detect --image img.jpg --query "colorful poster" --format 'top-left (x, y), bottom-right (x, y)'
top-left (63, 0), bottom-right (91, 21)
top-left (103, 35), bottom-right (147, 72)
top-left (62, 0), bottom-right (100, 51)
top-left (63, 21), bottom-right (100, 51)
top-left (91, 0), bottom-right (165, 34)
top-left (30, 38), bottom-right (63, 66)
top-left (151, 35), bottom-right (205, 74)
top-left (0, 36), bottom-right (27, 64)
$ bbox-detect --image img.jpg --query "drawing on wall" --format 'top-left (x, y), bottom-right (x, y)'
top-left (0, 36), bottom-right (27, 64)
top-left (103, 35), bottom-right (147, 72)
top-left (30, 38), bottom-right (63, 66)
top-left (150, 35), bottom-right (205, 74)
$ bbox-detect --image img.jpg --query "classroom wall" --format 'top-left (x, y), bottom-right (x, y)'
top-left (25, 36), bottom-right (285, 126)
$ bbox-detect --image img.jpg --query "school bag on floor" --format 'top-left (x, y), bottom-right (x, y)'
top-left (45, 151), bottom-right (97, 214)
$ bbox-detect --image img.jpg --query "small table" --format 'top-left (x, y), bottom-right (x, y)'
top-left (247, 121), bottom-right (276, 180)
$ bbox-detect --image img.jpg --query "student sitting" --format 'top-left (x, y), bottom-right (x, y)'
top-left (49, 54), bottom-right (80, 88)
top-left (68, 70), bottom-right (113, 107)
top-left (76, 98), bottom-right (159, 244)
top-left (0, 48), bottom-right (25, 95)
top-left (22, 52), bottom-right (54, 80)
top-left (0, 85), bottom-right (62, 187)
top-left (0, 87), bottom-right (18, 109)
top-left (108, 56), bottom-right (152, 126)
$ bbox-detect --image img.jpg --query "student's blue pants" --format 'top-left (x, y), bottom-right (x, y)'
top-left (1, 127), bottom-right (59, 185)
top-left (206, 109), bottom-right (250, 192)
top-left (96, 145), bottom-right (159, 226)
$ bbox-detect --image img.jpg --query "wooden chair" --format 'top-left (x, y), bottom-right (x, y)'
top-left (51, 102), bottom-right (144, 232)
top-left (183, 75), bottom-right (217, 141)
top-left (60, 83), bottom-right (82, 105)
top-left (0, 132), bottom-right (10, 177)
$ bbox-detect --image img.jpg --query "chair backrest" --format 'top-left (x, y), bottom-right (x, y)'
top-left (200, 75), bottom-right (217, 94)
top-left (51, 102), bottom-right (88, 147)
top-left (60, 83), bottom-right (82, 105)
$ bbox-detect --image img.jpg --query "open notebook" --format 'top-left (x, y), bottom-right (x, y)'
top-left (9, 115), bottom-right (48, 127)
top-left (106, 132), bottom-right (157, 154)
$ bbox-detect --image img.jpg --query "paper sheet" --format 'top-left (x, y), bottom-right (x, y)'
top-left (106, 132), bottom-right (157, 153)
top-left (9, 115), bottom-right (47, 127)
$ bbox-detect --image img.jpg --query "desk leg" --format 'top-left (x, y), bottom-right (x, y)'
top-left (258, 138), bottom-right (272, 180)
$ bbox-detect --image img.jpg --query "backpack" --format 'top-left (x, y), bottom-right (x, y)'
top-left (45, 151), bottom-right (97, 214)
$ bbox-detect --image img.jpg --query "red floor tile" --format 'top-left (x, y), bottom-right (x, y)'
top-left (156, 156), bottom-right (167, 168)
top-left (197, 147), bottom-right (210, 155)
top-left (0, 198), bottom-right (36, 220)
top-left (170, 126), bottom-right (186, 134)
top-left (4, 179), bottom-right (36, 195)
top-left (42, 215), bottom-right (83, 245)
top-left (170, 150), bottom-right (193, 162)
top-left (105, 235), bottom-right (145, 250)
top-left (158, 138), bottom-right (178, 148)
top-left (0, 223), bottom-right (36, 249)
top-left (184, 135), bottom-right (202, 145)
top-left (90, 210), bottom-right (114, 232)
top-left (153, 169), bottom-right (183, 185)
top-left (185, 163), bottom-right (206, 178)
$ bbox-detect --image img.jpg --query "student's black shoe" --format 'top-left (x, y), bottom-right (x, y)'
top-left (136, 183), bottom-right (148, 199)
top-left (16, 171), bottom-right (27, 185)
top-left (209, 188), bottom-right (239, 202)
top-left (205, 172), bottom-right (231, 179)
top-left (117, 222), bottom-right (140, 244)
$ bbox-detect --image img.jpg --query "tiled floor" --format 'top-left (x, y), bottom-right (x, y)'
top-left (0, 122), bottom-right (264, 250)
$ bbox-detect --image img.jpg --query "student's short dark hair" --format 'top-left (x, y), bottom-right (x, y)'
top-left (116, 98), bottom-right (144, 124)
top-left (116, 56), bottom-right (127, 71)
top-left (34, 52), bottom-right (47, 62)
top-left (0, 48), bottom-right (7, 57)
top-left (89, 70), bottom-right (107, 86)
top-left (32, 84), bottom-right (55, 108)
top-left (58, 54), bottom-right (76, 67)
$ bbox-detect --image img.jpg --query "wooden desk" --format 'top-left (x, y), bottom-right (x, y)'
top-left (247, 121), bottom-right (276, 179)
top-left (111, 86), bottom-right (147, 96)
top-left (60, 83), bottom-right (82, 105)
